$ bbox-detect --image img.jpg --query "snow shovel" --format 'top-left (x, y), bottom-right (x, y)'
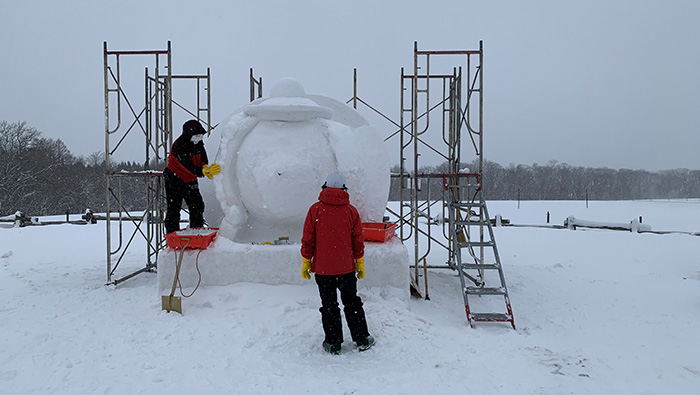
top-left (162, 238), bottom-right (190, 314)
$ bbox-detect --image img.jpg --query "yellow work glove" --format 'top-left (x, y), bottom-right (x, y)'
top-left (355, 256), bottom-right (365, 279)
top-left (202, 165), bottom-right (212, 179)
top-left (301, 257), bottom-right (312, 280)
top-left (202, 163), bottom-right (221, 179)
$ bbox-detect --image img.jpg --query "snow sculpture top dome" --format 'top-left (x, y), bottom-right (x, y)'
top-left (269, 78), bottom-right (305, 97)
top-left (213, 78), bottom-right (390, 244)
top-left (243, 78), bottom-right (333, 122)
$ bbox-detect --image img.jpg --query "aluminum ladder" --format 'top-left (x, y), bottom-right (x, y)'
top-left (446, 177), bottom-right (515, 329)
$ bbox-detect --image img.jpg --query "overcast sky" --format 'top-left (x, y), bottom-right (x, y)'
top-left (1, 0), bottom-right (698, 171)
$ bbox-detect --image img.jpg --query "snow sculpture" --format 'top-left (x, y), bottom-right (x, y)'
top-left (213, 78), bottom-right (390, 243)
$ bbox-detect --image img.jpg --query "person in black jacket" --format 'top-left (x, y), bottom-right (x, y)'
top-left (164, 119), bottom-right (220, 234)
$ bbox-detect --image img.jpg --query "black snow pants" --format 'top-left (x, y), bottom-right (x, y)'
top-left (315, 271), bottom-right (370, 344)
top-left (164, 168), bottom-right (205, 234)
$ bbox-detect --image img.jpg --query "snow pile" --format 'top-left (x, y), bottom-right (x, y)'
top-left (212, 78), bottom-right (390, 244)
top-left (157, 236), bottom-right (409, 300)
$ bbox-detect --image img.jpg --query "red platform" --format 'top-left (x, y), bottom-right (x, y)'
top-left (362, 222), bottom-right (397, 243)
top-left (165, 228), bottom-right (218, 250)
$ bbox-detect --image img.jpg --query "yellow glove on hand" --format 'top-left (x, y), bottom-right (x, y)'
top-left (355, 256), bottom-right (365, 279)
top-left (202, 164), bottom-right (213, 179)
top-left (202, 163), bottom-right (221, 180)
top-left (208, 163), bottom-right (221, 175)
top-left (301, 257), bottom-right (312, 280)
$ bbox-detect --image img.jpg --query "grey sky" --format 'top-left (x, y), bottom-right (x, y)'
top-left (1, 0), bottom-right (698, 171)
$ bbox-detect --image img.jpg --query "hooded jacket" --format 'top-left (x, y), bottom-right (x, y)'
top-left (301, 187), bottom-right (365, 275)
top-left (165, 122), bottom-right (209, 183)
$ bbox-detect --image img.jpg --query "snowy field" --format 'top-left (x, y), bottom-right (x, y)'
top-left (1, 200), bottom-right (699, 394)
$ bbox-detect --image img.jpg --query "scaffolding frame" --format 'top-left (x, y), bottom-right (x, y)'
top-left (103, 41), bottom-right (212, 285)
top-left (348, 41), bottom-right (485, 298)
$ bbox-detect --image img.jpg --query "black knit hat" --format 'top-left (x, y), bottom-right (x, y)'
top-left (182, 119), bottom-right (206, 137)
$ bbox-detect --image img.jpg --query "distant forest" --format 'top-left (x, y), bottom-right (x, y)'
top-left (0, 121), bottom-right (154, 216)
top-left (2, 121), bottom-right (700, 216)
top-left (388, 160), bottom-right (700, 201)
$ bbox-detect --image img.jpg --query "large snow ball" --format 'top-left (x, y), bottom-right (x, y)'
top-left (234, 120), bottom-right (336, 225)
top-left (213, 78), bottom-right (390, 243)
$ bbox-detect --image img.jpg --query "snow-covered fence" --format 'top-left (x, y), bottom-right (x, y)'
top-left (0, 209), bottom-right (187, 228)
top-left (564, 216), bottom-right (652, 233)
top-left (0, 212), bottom-right (35, 227)
top-left (474, 214), bottom-right (700, 236)
top-left (0, 210), bottom-right (93, 227)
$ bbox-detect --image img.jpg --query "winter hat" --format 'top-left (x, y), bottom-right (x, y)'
top-left (183, 119), bottom-right (206, 136)
top-left (322, 171), bottom-right (347, 190)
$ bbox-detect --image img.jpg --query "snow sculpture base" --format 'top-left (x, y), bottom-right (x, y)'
top-left (157, 237), bottom-right (410, 301)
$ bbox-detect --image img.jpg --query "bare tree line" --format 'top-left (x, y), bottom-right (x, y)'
top-left (390, 160), bottom-right (700, 201)
top-left (0, 121), bottom-right (151, 216)
top-left (2, 121), bottom-right (699, 217)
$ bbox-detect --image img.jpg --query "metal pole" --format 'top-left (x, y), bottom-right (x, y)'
top-left (478, 42), bottom-right (485, 272)
top-left (166, 41), bottom-right (173, 151)
top-left (145, 67), bottom-right (152, 265)
top-left (353, 68), bottom-right (358, 109)
top-left (145, 68), bottom-right (151, 169)
top-left (156, 54), bottom-right (162, 163)
top-left (456, 67), bottom-right (462, 171)
top-left (207, 67), bottom-right (211, 134)
top-left (479, 41), bottom-right (484, 191)
top-left (413, 41), bottom-right (420, 283)
top-left (196, 74), bottom-right (201, 123)
top-left (103, 41), bottom-right (112, 283)
top-left (399, 67), bottom-right (406, 241)
top-left (250, 68), bottom-right (255, 102)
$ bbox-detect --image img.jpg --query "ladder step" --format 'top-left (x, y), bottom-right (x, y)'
top-left (450, 199), bottom-right (516, 329)
top-left (461, 263), bottom-right (500, 270)
top-left (471, 312), bottom-right (512, 322)
top-left (465, 287), bottom-right (507, 296)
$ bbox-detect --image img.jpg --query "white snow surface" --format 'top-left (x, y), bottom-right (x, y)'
top-left (2, 200), bottom-right (700, 394)
top-left (169, 228), bottom-right (218, 237)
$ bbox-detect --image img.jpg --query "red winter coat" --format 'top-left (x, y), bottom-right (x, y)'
top-left (301, 188), bottom-right (365, 275)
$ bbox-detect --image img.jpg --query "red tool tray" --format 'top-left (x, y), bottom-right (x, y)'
top-left (362, 222), bottom-right (397, 242)
top-left (165, 228), bottom-right (218, 249)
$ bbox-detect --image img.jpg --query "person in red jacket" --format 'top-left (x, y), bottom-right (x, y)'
top-left (164, 119), bottom-right (220, 234)
top-left (300, 171), bottom-right (375, 355)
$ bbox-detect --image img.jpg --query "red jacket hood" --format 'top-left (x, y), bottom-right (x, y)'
top-left (318, 188), bottom-right (349, 206)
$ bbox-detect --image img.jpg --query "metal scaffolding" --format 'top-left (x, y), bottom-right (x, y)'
top-left (102, 41), bottom-right (211, 285)
top-left (402, 42), bottom-right (485, 292)
top-left (348, 41), bottom-right (513, 327)
top-left (348, 41), bottom-right (487, 295)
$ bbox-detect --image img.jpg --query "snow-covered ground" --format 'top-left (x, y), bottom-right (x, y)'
top-left (1, 200), bottom-right (699, 394)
